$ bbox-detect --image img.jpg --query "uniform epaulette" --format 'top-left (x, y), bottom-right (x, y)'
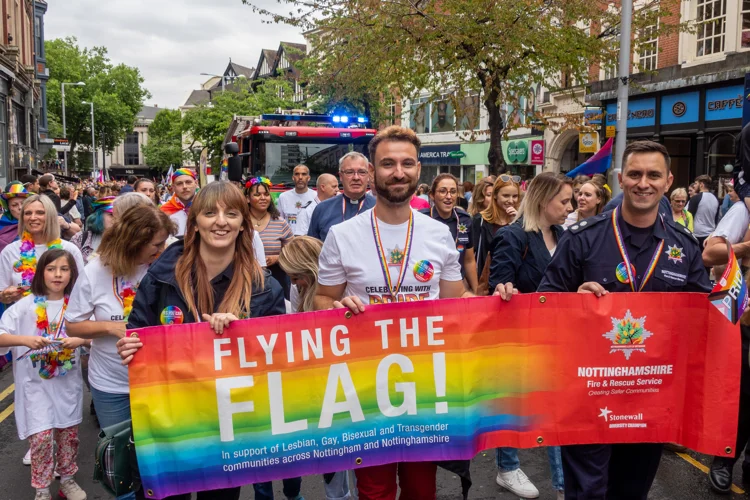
top-left (568, 212), bottom-right (609, 234)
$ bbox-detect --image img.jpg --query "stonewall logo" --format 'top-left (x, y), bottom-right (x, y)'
top-left (506, 141), bottom-right (528, 164)
top-left (598, 407), bottom-right (646, 429)
top-left (603, 310), bottom-right (652, 360)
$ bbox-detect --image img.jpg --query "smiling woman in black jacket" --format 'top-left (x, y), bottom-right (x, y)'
top-left (489, 172), bottom-right (573, 499)
top-left (117, 181), bottom-right (284, 500)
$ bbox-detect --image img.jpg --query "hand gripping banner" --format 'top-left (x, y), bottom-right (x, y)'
top-left (129, 293), bottom-right (740, 498)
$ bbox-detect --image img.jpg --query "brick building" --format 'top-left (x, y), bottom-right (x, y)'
top-left (586, 0), bottom-right (750, 189)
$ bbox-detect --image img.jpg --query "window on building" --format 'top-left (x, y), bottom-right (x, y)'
top-left (599, 25), bottom-right (620, 81)
top-left (696, 0), bottom-right (726, 57)
top-left (409, 97), bottom-right (430, 134)
top-left (293, 80), bottom-right (304, 102)
top-left (124, 132), bottom-right (139, 165)
top-left (638, 20), bottom-right (659, 71)
top-left (742, 1), bottom-right (750, 48)
top-left (13, 104), bottom-right (26, 146)
top-left (387, 95), bottom-right (397, 126)
top-left (34, 16), bottom-right (42, 57)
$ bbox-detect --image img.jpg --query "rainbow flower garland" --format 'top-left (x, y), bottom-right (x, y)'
top-left (31, 295), bottom-right (74, 379)
top-left (13, 232), bottom-right (63, 296)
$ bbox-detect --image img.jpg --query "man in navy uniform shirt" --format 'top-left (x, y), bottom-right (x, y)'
top-left (307, 151), bottom-right (375, 241)
top-left (537, 140), bottom-right (712, 499)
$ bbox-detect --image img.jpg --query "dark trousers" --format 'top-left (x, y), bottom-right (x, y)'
top-left (561, 443), bottom-right (663, 499)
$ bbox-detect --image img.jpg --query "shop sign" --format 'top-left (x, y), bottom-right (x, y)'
top-left (606, 98), bottom-right (656, 128)
top-left (606, 126), bottom-right (616, 138)
top-left (579, 132), bottom-right (599, 153)
top-left (660, 92), bottom-right (699, 125)
top-left (530, 140), bottom-right (545, 165)
top-left (584, 107), bottom-right (604, 127)
top-left (706, 85), bottom-right (744, 121)
top-left (419, 144), bottom-right (462, 165)
top-left (504, 140), bottom-right (529, 164)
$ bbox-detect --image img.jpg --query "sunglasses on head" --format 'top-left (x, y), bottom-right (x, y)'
top-left (499, 175), bottom-right (521, 184)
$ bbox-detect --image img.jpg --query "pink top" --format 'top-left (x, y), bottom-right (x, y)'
top-left (410, 195), bottom-right (430, 209)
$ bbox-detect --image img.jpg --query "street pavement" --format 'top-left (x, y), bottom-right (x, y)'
top-left (0, 366), bottom-right (747, 499)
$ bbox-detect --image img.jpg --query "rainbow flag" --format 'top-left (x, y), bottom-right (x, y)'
top-left (129, 294), bottom-right (739, 498)
top-left (709, 243), bottom-right (749, 324)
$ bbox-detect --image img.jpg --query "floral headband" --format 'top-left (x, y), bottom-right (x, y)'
top-left (245, 177), bottom-right (272, 189)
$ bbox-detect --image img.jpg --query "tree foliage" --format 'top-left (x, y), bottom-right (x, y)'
top-left (243, 0), bottom-right (678, 173)
top-left (141, 109), bottom-right (184, 173)
top-left (46, 36), bottom-right (150, 172)
top-left (181, 78), bottom-right (297, 168)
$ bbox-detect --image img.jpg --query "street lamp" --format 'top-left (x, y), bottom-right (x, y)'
top-left (61, 81), bottom-right (85, 176)
top-left (81, 101), bottom-right (96, 180)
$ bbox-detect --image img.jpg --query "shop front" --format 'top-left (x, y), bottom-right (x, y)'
top-left (418, 144), bottom-right (465, 185)
top-left (107, 164), bottom-right (152, 180)
top-left (501, 138), bottom-right (541, 179)
top-left (600, 80), bottom-right (743, 190)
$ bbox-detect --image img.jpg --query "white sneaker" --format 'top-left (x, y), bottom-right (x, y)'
top-left (59, 478), bottom-right (87, 500)
top-left (34, 490), bottom-right (51, 500)
top-left (496, 468), bottom-right (540, 498)
top-left (23, 449), bottom-right (31, 465)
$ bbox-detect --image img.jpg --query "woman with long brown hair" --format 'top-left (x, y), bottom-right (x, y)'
top-left (116, 181), bottom-right (286, 500)
top-left (468, 177), bottom-right (494, 217)
top-left (472, 175), bottom-right (521, 295)
top-left (66, 205), bottom-right (176, 433)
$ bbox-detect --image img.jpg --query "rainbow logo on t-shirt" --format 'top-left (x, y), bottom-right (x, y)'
top-left (413, 260), bottom-right (434, 282)
top-left (160, 306), bottom-right (184, 325)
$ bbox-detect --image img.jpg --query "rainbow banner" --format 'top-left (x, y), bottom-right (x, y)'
top-left (129, 293), bottom-right (740, 499)
top-left (709, 242), bottom-right (750, 324)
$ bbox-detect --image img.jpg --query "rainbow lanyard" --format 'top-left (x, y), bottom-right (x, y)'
top-left (430, 206), bottom-right (460, 247)
top-left (611, 206), bottom-right (665, 292)
top-left (371, 209), bottom-right (414, 300)
top-left (342, 195), bottom-right (366, 222)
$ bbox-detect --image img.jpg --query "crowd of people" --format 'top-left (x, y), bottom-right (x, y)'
top-left (0, 124), bottom-right (748, 500)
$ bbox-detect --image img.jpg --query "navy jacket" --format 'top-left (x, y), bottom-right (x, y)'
top-left (489, 219), bottom-right (564, 293)
top-left (538, 209), bottom-right (711, 293)
top-left (127, 240), bottom-right (285, 329)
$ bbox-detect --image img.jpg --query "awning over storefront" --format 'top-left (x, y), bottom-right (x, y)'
top-left (418, 144), bottom-right (464, 165)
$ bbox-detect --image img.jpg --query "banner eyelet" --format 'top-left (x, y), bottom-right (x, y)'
top-left (725, 446), bottom-right (733, 454)
top-left (345, 311), bottom-right (353, 319)
top-left (539, 296), bottom-right (546, 304)
top-left (536, 436), bottom-right (544, 444)
top-left (147, 490), bottom-right (154, 496)
top-left (355, 457), bottom-right (363, 464)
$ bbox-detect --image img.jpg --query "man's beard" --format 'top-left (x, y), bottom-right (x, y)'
top-left (374, 175), bottom-right (418, 204)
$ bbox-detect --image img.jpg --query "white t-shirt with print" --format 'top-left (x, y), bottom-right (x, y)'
top-left (0, 240), bottom-right (85, 291)
top-left (278, 189), bottom-right (318, 235)
top-left (713, 201), bottom-right (750, 245)
top-left (295, 197), bottom-right (320, 237)
top-left (170, 210), bottom-right (188, 237)
top-left (0, 295), bottom-right (82, 440)
top-left (318, 209), bottom-right (462, 304)
top-left (65, 258), bottom-right (149, 395)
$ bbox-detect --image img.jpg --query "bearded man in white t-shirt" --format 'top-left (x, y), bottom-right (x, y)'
top-left (314, 125), bottom-right (472, 499)
top-left (278, 164), bottom-right (317, 235)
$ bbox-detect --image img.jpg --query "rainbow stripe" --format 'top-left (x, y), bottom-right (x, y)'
top-left (172, 168), bottom-right (197, 182)
top-left (709, 243), bottom-right (749, 324)
top-left (91, 196), bottom-right (115, 213)
top-left (2, 182), bottom-right (29, 199)
top-left (129, 294), bottom-right (740, 498)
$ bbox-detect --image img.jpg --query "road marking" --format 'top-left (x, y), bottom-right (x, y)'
top-left (0, 383), bottom-right (14, 402)
top-left (0, 402), bottom-right (13, 424)
top-left (676, 452), bottom-right (745, 494)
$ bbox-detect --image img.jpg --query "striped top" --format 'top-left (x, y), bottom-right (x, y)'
top-left (259, 218), bottom-right (293, 257)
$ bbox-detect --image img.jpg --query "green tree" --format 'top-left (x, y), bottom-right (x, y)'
top-left (142, 109), bottom-right (184, 173)
top-left (182, 78), bottom-right (296, 168)
top-left (46, 36), bottom-right (150, 172)
top-left (244, 0), bottom-right (678, 173)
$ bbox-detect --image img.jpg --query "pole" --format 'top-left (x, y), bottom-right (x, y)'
top-left (611, 0), bottom-right (633, 197)
top-left (61, 83), bottom-right (67, 176)
top-left (89, 103), bottom-right (96, 179)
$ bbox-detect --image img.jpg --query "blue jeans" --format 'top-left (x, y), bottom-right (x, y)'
top-left (90, 387), bottom-right (133, 500)
top-left (324, 471), bottom-right (353, 500)
top-left (496, 446), bottom-right (564, 491)
top-left (90, 386), bottom-right (131, 429)
top-left (253, 478), bottom-right (303, 500)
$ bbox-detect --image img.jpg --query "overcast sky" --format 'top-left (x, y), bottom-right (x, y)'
top-left (44, 0), bottom-right (306, 109)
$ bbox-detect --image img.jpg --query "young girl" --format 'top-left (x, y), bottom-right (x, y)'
top-left (0, 249), bottom-right (88, 500)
